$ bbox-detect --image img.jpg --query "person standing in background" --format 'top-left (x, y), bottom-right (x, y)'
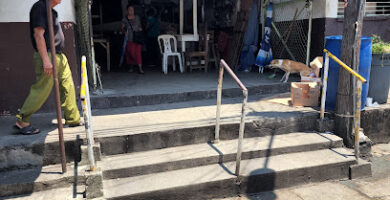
top-left (145, 7), bottom-right (160, 67)
top-left (121, 4), bottom-right (145, 74)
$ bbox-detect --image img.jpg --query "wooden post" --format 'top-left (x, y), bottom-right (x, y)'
top-left (336, 0), bottom-right (366, 148)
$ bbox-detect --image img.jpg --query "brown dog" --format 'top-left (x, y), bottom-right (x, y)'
top-left (268, 59), bottom-right (312, 83)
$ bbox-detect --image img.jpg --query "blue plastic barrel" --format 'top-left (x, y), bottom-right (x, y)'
top-left (324, 35), bottom-right (372, 110)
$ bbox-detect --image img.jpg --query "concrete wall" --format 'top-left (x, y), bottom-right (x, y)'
top-left (272, 0), bottom-right (337, 22)
top-left (0, 0), bottom-right (79, 114)
top-left (310, 0), bottom-right (390, 58)
top-left (0, 0), bottom-right (76, 23)
top-left (361, 106), bottom-right (390, 144)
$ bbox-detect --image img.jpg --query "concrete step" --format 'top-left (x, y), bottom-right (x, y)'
top-left (0, 132), bottom-right (83, 172)
top-left (103, 148), bottom-right (357, 200)
top-left (94, 95), bottom-right (319, 156)
top-left (0, 94), bottom-right (318, 170)
top-left (0, 163), bottom-right (86, 198)
top-left (0, 185), bottom-right (85, 200)
top-left (101, 132), bottom-right (343, 179)
top-left (91, 83), bottom-right (290, 110)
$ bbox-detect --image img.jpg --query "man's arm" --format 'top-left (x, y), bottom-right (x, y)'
top-left (34, 27), bottom-right (52, 76)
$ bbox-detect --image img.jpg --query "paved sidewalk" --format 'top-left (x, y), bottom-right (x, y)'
top-left (98, 71), bottom-right (297, 97)
top-left (214, 143), bottom-right (390, 200)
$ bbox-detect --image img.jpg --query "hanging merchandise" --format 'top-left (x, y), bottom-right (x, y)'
top-left (238, 0), bottom-right (259, 72)
top-left (256, 2), bottom-right (273, 73)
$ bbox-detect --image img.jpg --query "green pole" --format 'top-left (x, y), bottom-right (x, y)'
top-left (261, 0), bottom-right (269, 39)
top-left (306, 0), bottom-right (313, 66)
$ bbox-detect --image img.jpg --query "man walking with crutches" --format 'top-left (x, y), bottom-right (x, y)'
top-left (15, 0), bottom-right (81, 135)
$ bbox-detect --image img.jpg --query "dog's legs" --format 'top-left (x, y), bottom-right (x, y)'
top-left (284, 72), bottom-right (290, 83)
top-left (281, 72), bottom-right (287, 82)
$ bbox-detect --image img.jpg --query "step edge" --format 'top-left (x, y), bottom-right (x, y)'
top-left (102, 139), bottom-right (344, 179)
top-left (104, 150), bottom-right (355, 199)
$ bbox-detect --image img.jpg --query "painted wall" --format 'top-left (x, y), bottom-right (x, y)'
top-left (325, 16), bottom-right (390, 42)
top-left (273, 0), bottom-right (338, 22)
top-left (0, 0), bottom-right (76, 23)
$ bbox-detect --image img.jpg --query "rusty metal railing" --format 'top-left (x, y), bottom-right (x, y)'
top-left (45, 0), bottom-right (66, 173)
top-left (215, 59), bottom-right (248, 179)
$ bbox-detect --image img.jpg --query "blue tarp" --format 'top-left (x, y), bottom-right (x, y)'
top-left (256, 2), bottom-right (273, 73)
top-left (238, 0), bottom-right (259, 72)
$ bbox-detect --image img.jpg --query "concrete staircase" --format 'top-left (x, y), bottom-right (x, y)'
top-left (0, 93), bottom-right (372, 199)
top-left (99, 132), bottom-right (363, 200)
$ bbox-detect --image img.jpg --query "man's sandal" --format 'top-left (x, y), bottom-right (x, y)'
top-left (18, 125), bottom-right (40, 135)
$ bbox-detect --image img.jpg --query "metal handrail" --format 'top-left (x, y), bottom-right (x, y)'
top-left (215, 59), bottom-right (248, 179)
top-left (320, 49), bottom-right (366, 162)
top-left (81, 56), bottom-right (96, 171)
top-left (323, 49), bottom-right (367, 83)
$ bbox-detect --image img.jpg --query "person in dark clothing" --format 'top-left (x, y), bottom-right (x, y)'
top-left (145, 7), bottom-right (160, 67)
top-left (15, 0), bottom-right (81, 135)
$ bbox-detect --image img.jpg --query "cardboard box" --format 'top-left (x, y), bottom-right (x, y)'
top-left (301, 76), bottom-right (321, 83)
top-left (291, 82), bottom-right (320, 107)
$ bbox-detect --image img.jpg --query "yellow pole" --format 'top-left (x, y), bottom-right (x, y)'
top-left (323, 49), bottom-right (365, 161)
top-left (354, 81), bottom-right (362, 161)
top-left (80, 56), bottom-right (96, 171)
top-left (320, 53), bottom-right (330, 120)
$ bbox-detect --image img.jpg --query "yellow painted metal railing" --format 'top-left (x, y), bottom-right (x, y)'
top-left (81, 56), bottom-right (96, 171)
top-left (323, 49), bottom-right (367, 83)
top-left (321, 49), bottom-right (366, 161)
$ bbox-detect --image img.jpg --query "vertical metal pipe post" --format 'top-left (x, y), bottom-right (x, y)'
top-left (81, 56), bottom-right (96, 171)
top-left (261, 0), bottom-right (269, 39)
top-left (261, 0), bottom-right (265, 39)
top-left (306, 0), bottom-right (313, 66)
top-left (215, 63), bottom-right (224, 143)
top-left (235, 90), bottom-right (248, 178)
top-left (180, 0), bottom-right (184, 35)
top-left (45, 0), bottom-right (66, 173)
top-left (193, 0), bottom-right (198, 36)
top-left (352, 0), bottom-right (365, 162)
top-left (354, 81), bottom-right (362, 161)
top-left (320, 53), bottom-right (330, 120)
top-left (201, 0), bottom-right (205, 23)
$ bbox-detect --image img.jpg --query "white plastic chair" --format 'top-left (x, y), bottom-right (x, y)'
top-left (158, 35), bottom-right (184, 74)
